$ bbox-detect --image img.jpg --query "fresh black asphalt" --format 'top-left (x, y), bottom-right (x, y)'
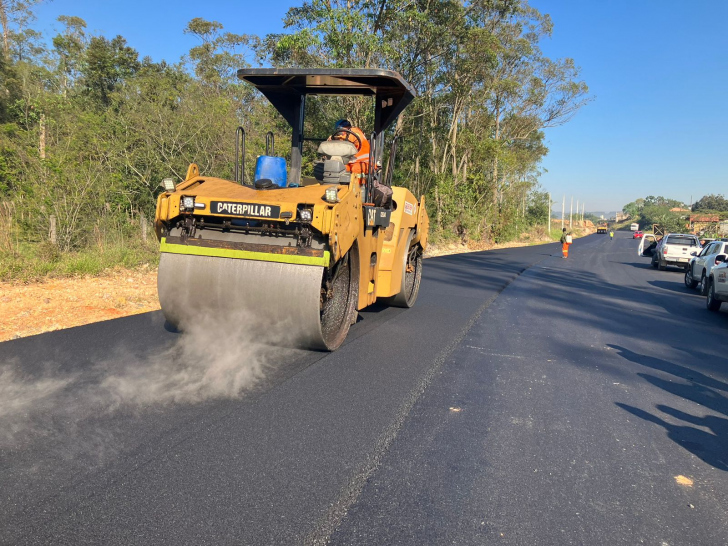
top-left (1, 231), bottom-right (726, 544)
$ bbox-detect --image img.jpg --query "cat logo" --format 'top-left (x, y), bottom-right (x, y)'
top-left (367, 208), bottom-right (376, 225)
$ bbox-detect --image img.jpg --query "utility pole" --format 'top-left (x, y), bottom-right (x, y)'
top-left (548, 193), bottom-right (551, 237)
top-left (561, 195), bottom-right (565, 231)
top-left (576, 199), bottom-right (579, 226)
top-left (569, 196), bottom-right (573, 229)
top-left (582, 203), bottom-right (585, 223)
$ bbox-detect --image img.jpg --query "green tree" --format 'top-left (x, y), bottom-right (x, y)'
top-left (52, 15), bottom-right (88, 94)
top-left (692, 194), bottom-right (728, 212)
top-left (184, 17), bottom-right (254, 85)
top-left (0, 0), bottom-right (44, 56)
top-left (82, 35), bottom-right (140, 107)
top-left (263, 0), bottom-right (589, 243)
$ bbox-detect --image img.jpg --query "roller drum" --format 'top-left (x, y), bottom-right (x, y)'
top-left (158, 253), bottom-right (330, 350)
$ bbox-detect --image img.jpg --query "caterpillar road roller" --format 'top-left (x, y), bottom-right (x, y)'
top-left (154, 69), bottom-right (429, 350)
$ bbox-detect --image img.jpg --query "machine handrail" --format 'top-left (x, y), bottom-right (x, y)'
top-left (384, 136), bottom-right (400, 187)
top-left (235, 126), bottom-right (246, 185)
top-left (367, 131), bottom-right (377, 202)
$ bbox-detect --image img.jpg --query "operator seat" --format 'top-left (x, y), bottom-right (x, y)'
top-left (317, 140), bottom-right (357, 163)
top-left (314, 140), bottom-right (358, 184)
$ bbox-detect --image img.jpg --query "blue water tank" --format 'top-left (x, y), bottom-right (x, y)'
top-left (254, 156), bottom-right (287, 188)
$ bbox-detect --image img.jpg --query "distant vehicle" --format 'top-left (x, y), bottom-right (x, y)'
top-left (685, 240), bottom-right (728, 293)
top-left (596, 222), bottom-right (608, 234)
top-left (706, 259), bottom-right (728, 312)
top-left (630, 223), bottom-right (639, 231)
top-left (643, 233), bottom-right (700, 271)
top-left (633, 230), bottom-right (643, 239)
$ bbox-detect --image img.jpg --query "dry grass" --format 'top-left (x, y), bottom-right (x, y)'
top-left (1, 224), bottom-right (596, 342)
top-left (425, 223), bottom-right (596, 258)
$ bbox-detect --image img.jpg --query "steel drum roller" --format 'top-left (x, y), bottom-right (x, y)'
top-left (158, 253), bottom-right (331, 350)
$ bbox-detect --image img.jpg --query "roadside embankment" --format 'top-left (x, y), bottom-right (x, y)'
top-left (1, 223), bottom-right (595, 342)
top-left (426, 221), bottom-right (595, 258)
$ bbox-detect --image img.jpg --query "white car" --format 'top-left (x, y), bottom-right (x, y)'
top-left (685, 239), bottom-right (728, 294)
top-left (706, 259), bottom-right (728, 312)
top-left (639, 233), bottom-right (701, 271)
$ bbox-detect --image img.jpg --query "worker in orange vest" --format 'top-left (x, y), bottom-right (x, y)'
top-left (560, 227), bottom-right (572, 259)
top-left (331, 119), bottom-right (370, 175)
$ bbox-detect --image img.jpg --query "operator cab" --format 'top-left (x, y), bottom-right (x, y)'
top-left (236, 68), bottom-right (415, 204)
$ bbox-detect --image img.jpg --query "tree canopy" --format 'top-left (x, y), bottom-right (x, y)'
top-left (692, 194), bottom-right (728, 213)
top-left (0, 0), bottom-right (589, 255)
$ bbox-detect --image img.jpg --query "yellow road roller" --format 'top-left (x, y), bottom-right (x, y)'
top-left (154, 69), bottom-right (429, 350)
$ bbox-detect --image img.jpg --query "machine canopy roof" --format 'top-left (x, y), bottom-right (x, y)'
top-left (237, 68), bottom-right (416, 133)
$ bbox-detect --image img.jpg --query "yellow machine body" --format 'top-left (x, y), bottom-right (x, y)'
top-left (155, 165), bottom-right (428, 312)
top-left (154, 69), bottom-right (428, 351)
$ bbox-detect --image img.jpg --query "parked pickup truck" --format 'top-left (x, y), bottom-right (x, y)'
top-left (641, 233), bottom-right (701, 271)
top-left (685, 239), bottom-right (728, 294)
top-left (706, 259), bottom-right (728, 312)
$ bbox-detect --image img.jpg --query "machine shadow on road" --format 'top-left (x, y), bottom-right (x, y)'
top-left (607, 345), bottom-right (728, 393)
top-left (506, 259), bottom-right (728, 472)
top-left (616, 401), bottom-right (728, 471)
top-left (608, 346), bottom-right (728, 473)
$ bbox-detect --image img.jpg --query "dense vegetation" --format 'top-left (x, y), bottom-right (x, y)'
top-left (691, 194), bottom-right (728, 213)
top-left (622, 195), bottom-right (728, 234)
top-left (0, 0), bottom-right (589, 277)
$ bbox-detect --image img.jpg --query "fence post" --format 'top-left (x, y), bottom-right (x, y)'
top-left (140, 212), bottom-right (147, 241)
top-left (49, 214), bottom-right (57, 245)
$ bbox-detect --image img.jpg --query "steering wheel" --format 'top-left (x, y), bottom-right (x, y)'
top-left (330, 128), bottom-right (362, 151)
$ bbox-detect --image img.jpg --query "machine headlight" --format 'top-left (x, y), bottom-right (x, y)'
top-left (324, 187), bottom-right (339, 203)
top-left (181, 196), bottom-right (195, 211)
top-left (161, 178), bottom-right (176, 192)
top-left (299, 209), bottom-right (313, 222)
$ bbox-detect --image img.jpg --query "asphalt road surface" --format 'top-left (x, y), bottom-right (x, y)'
top-left (2, 231), bottom-right (727, 545)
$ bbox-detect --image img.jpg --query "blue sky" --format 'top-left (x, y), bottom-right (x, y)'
top-left (530, 0), bottom-right (728, 212)
top-left (32, 0), bottom-right (728, 212)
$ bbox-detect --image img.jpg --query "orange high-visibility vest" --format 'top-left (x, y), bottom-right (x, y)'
top-left (333, 127), bottom-right (370, 174)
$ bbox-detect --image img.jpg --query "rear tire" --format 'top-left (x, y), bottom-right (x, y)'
top-left (386, 231), bottom-right (423, 308)
top-left (706, 278), bottom-right (722, 312)
top-left (685, 266), bottom-right (698, 289)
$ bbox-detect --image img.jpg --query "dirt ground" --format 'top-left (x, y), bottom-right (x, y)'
top-left (1, 229), bottom-right (592, 343)
top-left (0, 265), bottom-right (160, 342)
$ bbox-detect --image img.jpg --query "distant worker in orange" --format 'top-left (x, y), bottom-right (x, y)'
top-left (560, 227), bottom-right (572, 259)
top-left (330, 119), bottom-right (370, 175)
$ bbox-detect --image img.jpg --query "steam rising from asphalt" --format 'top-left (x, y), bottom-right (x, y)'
top-left (0, 312), bottom-right (305, 455)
